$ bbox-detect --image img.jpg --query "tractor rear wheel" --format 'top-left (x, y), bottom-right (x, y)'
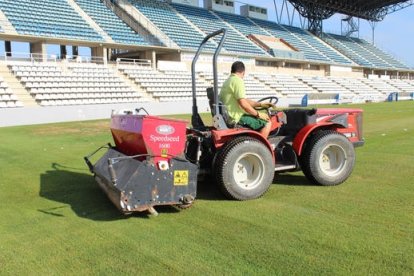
top-left (301, 130), bottom-right (355, 186)
top-left (214, 137), bottom-right (274, 200)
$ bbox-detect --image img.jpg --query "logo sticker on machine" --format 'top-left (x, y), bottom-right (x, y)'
top-left (156, 125), bottom-right (175, 135)
top-left (174, 170), bottom-right (189, 186)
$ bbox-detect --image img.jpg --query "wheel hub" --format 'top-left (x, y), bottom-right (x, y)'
top-left (233, 153), bottom-right (265, 190)
top-left (319, 144), bottom-right (347, 177)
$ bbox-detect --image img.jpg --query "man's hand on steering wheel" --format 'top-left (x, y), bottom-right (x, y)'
top-left (260, 102), bottom-right (277, 109)
top-left (256, 96), bottom-right (279, 110)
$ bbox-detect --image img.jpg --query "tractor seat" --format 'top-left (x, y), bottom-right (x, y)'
top-left (206, 87), bottom-right (234, 128)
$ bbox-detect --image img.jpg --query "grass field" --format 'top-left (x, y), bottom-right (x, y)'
top-left (0, 101), bottom-right (413, 275)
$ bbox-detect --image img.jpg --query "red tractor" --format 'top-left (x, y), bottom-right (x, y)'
top-left (85, 29), bottom-right (364, 215)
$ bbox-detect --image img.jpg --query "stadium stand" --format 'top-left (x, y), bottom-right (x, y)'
top-left (129, 0), bottom-right (217, 51)
top-left (329, 76), bottom-right (384, 102)
top-left (9, 62), bottom-right (145, 106)
top-left (74, 0), bottom-right (150, 45)
top-left (0, 0), bottom-right (413, 128)
top-left (360, 78), bottom-right (399, 96)
top-left (252, 73), bottom-right (314, 98)
top-left (0, 0), bottom-right (412, 117)
top-left (282, 25), bottom-right (353, 65)
top-left (0, 0), bottom-right (104, 42)
top-left (250, 18), bottom-right (331, 63)
top-left (322, 33), bottom-right (409, 69)
top-left (199, 71), bottom-right (281, 99)
top-left (215, 11), bottom-right (351, 64)
top-left (386, 78), bottom-right (414, 93)
top-left (299, 76), bottom-right (354, 101)
top-left (0, 0), bottom-right (407, 70)
top-left (171, 3), bottom-right (268, 56)
top-left (354, 38), bottom-right (409, 69)
top-left (119, 64), bottom-right (211, 102)
top-left (322, 34), bottom-right (374, 67)
top-left (0, 76), bottom-right (23, 108)
top-left (213, 10), bottom-right (269, 38)
top-left (1, 55), bottom-right (412, 109)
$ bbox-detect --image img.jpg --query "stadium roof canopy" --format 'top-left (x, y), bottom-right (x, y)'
top-left (288, 0), bottom-right (414, 21)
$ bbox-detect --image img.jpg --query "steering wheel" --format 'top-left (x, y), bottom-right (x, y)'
top-left (257, 96), bottom-right (279, 106)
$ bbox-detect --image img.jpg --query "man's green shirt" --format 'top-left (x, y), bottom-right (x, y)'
top-left (219, 74), bottom-right (246, 123)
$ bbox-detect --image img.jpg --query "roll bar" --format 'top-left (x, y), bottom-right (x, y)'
top-left (191, 29), bottom-right (227, 129)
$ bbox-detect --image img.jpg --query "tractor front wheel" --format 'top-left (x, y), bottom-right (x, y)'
top-left (214, 137), bottom-right (274, 200)
top-left (301, 130), bottom-right (355, 186)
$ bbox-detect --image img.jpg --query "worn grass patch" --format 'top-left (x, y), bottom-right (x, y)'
top-left (0, 101), bottom-right (413, 275)
top-left (31, 120), bottom-right (109, 136)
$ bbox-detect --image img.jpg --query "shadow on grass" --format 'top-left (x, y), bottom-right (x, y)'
top-left (195, 179), bottom-right (227, 201)
top-left (39, 163), bottom-right (315, 220)
top-left (273, 173), bottom-right (317, 186)
top-left (39, 164), bottom-right (131, 221)
top-left (39, 163), bottom-right (205, 220)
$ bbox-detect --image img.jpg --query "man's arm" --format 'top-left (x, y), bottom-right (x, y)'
top-left (245, 98), bottom-right (262, 108)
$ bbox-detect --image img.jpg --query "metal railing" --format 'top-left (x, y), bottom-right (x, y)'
top-left (0, 52), bottom-right (108, 65)
top-left (0, 52), bottom-right (58, 63)
top-left (116, 58), bottom-right (151, 68)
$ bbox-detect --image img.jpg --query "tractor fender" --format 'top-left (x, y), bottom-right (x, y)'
top-left (212, 129), bottom-right (274, 158)
top-left (293, 122), bottom-right (342, 156)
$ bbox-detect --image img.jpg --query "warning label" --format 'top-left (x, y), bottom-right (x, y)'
top-left (161, 148), bottom-right (168, 157)
top-left (174, 170), bottom-right (189, 186)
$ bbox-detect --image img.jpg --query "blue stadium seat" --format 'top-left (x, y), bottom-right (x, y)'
top-left (172, 3), bottom-right (268, 56)
top-left (0, 0), bottom-right (104, 42)
top-left (130, 0), bottom-right (217, 51)
top-left (322, 33), bottom-right (409, 69)
top-left (351, 37), bottom-right (409, 69)
top-left (214, 10), bottom-right (350, 63)
top-left (250, 18), bottom-right (331, 63)
top-left (74, 0), bottom-right (152, 46)
top-left (282, 24), bottom-right (352, 65)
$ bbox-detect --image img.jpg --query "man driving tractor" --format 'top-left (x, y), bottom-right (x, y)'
top-left (219, 61), bottom-right (275, 138)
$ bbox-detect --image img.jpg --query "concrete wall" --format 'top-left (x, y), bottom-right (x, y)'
top-left (0, 101), bottom-right (210, 127)
top-left (30, 42), bottom-right (47, 61)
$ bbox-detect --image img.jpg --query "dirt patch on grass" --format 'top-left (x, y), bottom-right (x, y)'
top-left (32, 121), bottom-right (109, 136)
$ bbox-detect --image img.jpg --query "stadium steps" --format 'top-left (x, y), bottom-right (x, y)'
top-left (113, 65), bottom-right (154, 101)
top-left (66, 0), bottom-right (114, 43)
top-left (281, 26), bottom-right (331, 63)
top-left (102, 0), bottom-right (161, 46)
top-left (115, 0), bottom-right (179, 48)
top-left (210, 11), bottom-right (269, 56)
top-left (0, 9), bottom-right (17, 35)
top-left (0, 63), bottom-right (37, 107)
top-left (251, 75), bottom-right (278, 91)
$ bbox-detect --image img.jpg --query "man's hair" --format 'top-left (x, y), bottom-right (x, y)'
top-left (231, 61), bottom-right (245, 74)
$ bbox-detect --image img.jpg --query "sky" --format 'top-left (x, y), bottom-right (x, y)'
top-left (1, 0), bottom-right (413, 67)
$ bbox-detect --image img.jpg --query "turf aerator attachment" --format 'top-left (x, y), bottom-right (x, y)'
top-left (85, 112), bottom-right (197, 215)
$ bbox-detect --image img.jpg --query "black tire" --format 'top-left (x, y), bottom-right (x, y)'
top-left (214, 136), bottom-right (274, 200)
top-left (300, 130), bottom-right (355, 186)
